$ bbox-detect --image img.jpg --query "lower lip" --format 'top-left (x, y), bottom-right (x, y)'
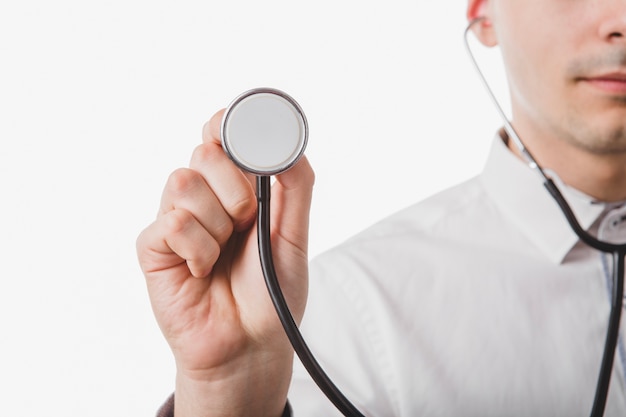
top-left (583, 78), bottom-right (626, 95)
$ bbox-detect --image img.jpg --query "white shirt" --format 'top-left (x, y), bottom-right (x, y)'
top-left (289, 135), bottom-right (626, 417)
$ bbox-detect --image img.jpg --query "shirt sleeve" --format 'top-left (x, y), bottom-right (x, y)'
top-left (154, 394), bottom-right (292, 417)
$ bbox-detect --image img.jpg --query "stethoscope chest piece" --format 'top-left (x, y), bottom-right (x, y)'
top-left (221, 88), bottom-right (308, 176)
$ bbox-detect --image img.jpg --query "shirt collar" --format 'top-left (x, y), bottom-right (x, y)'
top-left (480, 132), bottom-right (606, 264)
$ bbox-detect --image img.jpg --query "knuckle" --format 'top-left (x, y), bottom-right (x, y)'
top-left (190, 142), bottom-right (221, 167)
top-left (189, 240), bottom-right (220, 278)
top-left (167, 168), bottom-right (203, 196)
top-left (213, 218), bottom-right (235, 245)
top-left (226, 191), bottom-right (256, 222)
top-left (164, 209), bottom-right (195, 235)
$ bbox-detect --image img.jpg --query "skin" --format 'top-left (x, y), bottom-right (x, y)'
top-left (469, 0), bottom-right (626, 202)
top-left (136, 110), bottom-right (314, 417)
top-left (137, 1), bottom-right (626, 416)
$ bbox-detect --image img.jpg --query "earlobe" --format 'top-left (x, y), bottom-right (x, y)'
top-left (466, 0), bottom-right (498, 47)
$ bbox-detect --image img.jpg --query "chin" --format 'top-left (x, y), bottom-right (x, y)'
top-left (560, 108), bottom-right (626, 154)
top-left (570, 129), bottom-right (626, 154)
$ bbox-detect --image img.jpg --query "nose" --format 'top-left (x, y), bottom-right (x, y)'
top-left (598, 3), bottom-right (626, 43)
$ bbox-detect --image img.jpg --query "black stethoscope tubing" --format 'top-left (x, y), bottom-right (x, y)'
top-left (545, 179), bottom-right (626, 417)
top-left (256, 175), bottom-right (366, 417)
top-left (257, 178), bottom-right (626, 417)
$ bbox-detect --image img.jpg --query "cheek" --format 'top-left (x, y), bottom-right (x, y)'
top-left (497, 23), bottom-right (570, 116)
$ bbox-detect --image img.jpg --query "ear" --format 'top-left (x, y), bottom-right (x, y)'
top-left (467, 0), bottom-right (498, 47)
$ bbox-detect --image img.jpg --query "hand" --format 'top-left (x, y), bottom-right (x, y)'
top-left (136, 110), bottom-right (315, 417)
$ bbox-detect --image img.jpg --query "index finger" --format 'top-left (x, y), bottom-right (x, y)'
top-left (202, 109), bottom-right (226, 146)
top-left (202, 107), bottom-right (257, 183)
top-left (202, 108), bottom-right (254, 185)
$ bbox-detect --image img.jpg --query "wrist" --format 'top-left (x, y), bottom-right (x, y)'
top-left (174, 351), bottom-right (294, 417)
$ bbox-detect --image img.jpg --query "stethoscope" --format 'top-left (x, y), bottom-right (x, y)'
top-left (219, 18), bottom-right (626, 417)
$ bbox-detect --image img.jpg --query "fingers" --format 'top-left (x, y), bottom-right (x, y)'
top-left (161, 108), bottom-right (257, 238)
top-left (137, 208), bottom-right (220, 279)
top-left (159, 168), bottom-right (235, 247)
top-left (142, 108), bottom-right (314, 286)
top-left (188, 142), bottom-right (257, 231)
top-left (202, 109), bottom-right (225, 146)
top-left (202, 108), bottom-right (315, 255)
top-left (142, 109), bottom-right (257, 280)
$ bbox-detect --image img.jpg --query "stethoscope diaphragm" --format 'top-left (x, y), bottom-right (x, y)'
top-left (221, 88), bottom-right (308, 176)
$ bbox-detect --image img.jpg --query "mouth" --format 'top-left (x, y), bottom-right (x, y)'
top-left (579, 72), bottom-right (626, 95)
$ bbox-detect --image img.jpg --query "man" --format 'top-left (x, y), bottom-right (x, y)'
top-left (136, 0), bottom-right (626, 415)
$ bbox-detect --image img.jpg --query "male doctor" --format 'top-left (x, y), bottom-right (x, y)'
top-left (137, 0), bottom-right (626, 415)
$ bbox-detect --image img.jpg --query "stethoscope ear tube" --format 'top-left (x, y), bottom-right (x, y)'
top-left (465, 17), bottom-right (625, 417)
top-left (256, 176), bottom-right (365, 417)
top-left (543, 178), bottom-right (626, 417)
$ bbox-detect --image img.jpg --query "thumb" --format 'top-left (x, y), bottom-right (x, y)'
top-left (269, 156), bottom-right (315, 258)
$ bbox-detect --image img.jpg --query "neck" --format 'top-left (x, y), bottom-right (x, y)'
top-left (505, 123), bottom-right (626, 203)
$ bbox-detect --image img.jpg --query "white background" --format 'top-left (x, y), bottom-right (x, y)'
top-left (0, 1), bottom-right (508, 415)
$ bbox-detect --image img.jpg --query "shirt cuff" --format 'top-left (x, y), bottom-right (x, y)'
top-left (156, 393), bottom-right (174, 417)
top-left (282, 400), bottom-right (293, 417)
top-left (156, 394), bottom-right (292, 417)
